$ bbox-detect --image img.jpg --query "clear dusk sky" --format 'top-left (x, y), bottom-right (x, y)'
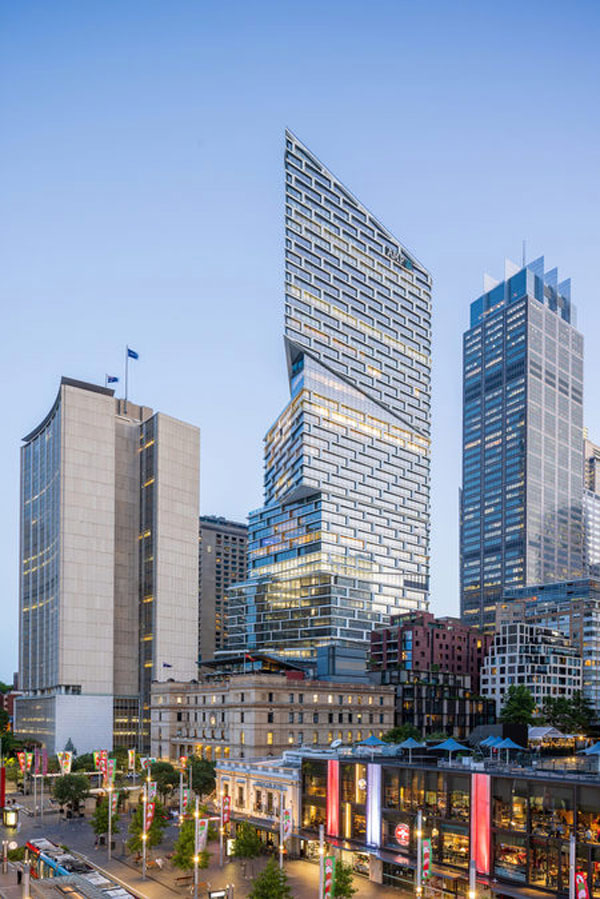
top-left (1, 0), bottom-right (599, 678)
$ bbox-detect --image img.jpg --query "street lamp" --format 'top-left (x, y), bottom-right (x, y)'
top-left (107, 784), bottom-right (113, 861)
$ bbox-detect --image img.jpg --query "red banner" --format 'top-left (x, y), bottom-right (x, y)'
top-left (144, 801), bottom-right (155, 832)
top-left (222, 795), bottom-right (231, 824)
top-left (0, 766), bottom-right (5, 809)
top-left (17, 752), bottom-right (26, 773)
top-left (323, 856), bottom-right (335, 898)
top-left (111, 792), bottom-right (119, 813)
top-left (423, 839), bottom-right (432, 880)
top-left (395, 822), bottom-right (409, 846)
top-left (576, 873), bottom-right (590, 899)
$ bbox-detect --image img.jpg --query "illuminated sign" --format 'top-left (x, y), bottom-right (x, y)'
top-left (395, 822), bottom-right (410, 846)
top-left (326, 760), bottom-right (339, 838)
top-left (576, 873), bottom-right (590, 899)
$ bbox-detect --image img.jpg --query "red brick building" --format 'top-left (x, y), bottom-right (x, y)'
top-left (369, 611), bottom-right (492, 693)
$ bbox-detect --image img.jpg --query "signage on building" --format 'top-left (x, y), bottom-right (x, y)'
top-left (395, 822), bottom-right (410, 846)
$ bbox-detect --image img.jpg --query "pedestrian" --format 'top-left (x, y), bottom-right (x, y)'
top-left (16, 865), bottom-right (22, 885)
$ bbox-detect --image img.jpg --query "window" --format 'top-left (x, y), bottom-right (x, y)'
top-left (267, 732), bottom-right (274, 745)
top-left (288, 732), bottom-right (294, 744)
top-left (289, 693), bottom-right (294, 703)
top-left (268, 692), bottom-right (274, 703)
top-left (313, 694), bottom-right (319, 703)
top-left (240, 731), bottom-right (245, 745)
top-left (289, 712), bottom-right (294, 723)
top-left (268, 712), bottom-right (274, 723)
top-left (313, 732), bottom-right (318, 744)
top-left (299, 694), bottom-right (304, 704)
top-left (313, 713), bottom-right (319, 724)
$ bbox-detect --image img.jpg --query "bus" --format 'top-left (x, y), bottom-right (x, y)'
top-left (25, 838), bottom-right (136, 896)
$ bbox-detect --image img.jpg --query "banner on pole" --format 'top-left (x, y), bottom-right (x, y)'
top-left (148, 781), bottom-right (157, 801)
top-left (222, 795), bottom-right (231, 824)
top-left (57, 752), bottom-right (72, 775)
top-left (17, 752), bottom-right (26, 773)
top-left (197, 818), bottom-right (209, 852)
top-left (576, 873), bottom-right (590, 899)
top-left (111, 792), bottom-right (119, 813)
top-left (140, 757), bottom-right (156, 771)
top-left (34, 748), bottom-right (40, 775)
top-left (182, 788), bottom-right (191, 813)
top-left (128, 749), bottom-right (136, 771)
top-left (26, 752), bottom-right (34, 772)
top-left (323, 856), bottom-right (335, 898)
top-left (144, 801), bottom-right (155, 832)
top-left (283, 808), bottom-right (292, 841)
top-left (42, 748), bottom-right (48, 776)
top-left (179, 755), bottom-right (188, 767)
top-left (423, 838), bottom-right (432, 880)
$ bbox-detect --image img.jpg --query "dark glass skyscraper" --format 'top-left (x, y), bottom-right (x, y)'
top-left (460, 258), bottom-right (584, 631)
top-left (226, 131), bottom-right (432, 660)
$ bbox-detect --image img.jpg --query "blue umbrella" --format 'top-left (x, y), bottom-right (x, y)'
top-left (479, 736), bottom-right (495, 747)
top-left (358, 735), bottom-right (386, 746)
top-left (398, 737), bottom-right (425, 763)
top-left (427, 738), bottom-right (471, 763)
top-left (496, 737), bottom-right (526, 763)
top-left (583, 742), bottom-right (600, 755)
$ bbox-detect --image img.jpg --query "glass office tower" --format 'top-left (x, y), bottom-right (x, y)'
top-left (226, 131), bottom-right (432, 660)
top-left (460, 258), bottom-right (584, 631)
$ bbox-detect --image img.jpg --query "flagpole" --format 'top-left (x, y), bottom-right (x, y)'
top-left (124, 347), bottom-right (129, 412)
top-left (142, 782), bottom-right (147, 880)
top-left (194, 796), bottom-right (199, 899)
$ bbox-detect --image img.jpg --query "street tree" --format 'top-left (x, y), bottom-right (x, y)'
top-left (382, 724), bottom-right (421, 743)
top-left (248, 858), bottom-right (292, 899)
top-left (91, 797), bottom-right (120, 839)
top-left (127, 800), bottom-right (167, 854)
top-left (53, 774), bottom-right (90, 812)
top-left (150, 761), bottom-right (179, 801)
top-left (190, 757), bottom-right (216, 796)
top-left (172, 817), bottom-right (210, 870)
top-left (332, 859), bottom-right (357, 898)
top-left (500, 685), bottom-right (536, 725)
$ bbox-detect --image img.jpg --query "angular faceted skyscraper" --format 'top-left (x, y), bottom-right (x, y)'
top-left (460, 259), bottom-right (584, 631)
top-left (225, 131), bottom-right (432, 660)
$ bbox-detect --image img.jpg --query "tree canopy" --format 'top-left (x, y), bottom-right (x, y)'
top-left (248, 858), bottom-right (292, 899)
top-left (53, 774), bottom-right (90, 811)
top-left (91, 797), bottom-right (120, 838)
top-left (150, 761), bottom-right (180, 800)
top-left (382, 724), bottom-right (421, 743)
top-left (172, 817), bottom-right (210, 870)
top-left (232, 822), bottom-right (263, 860)
top-left (499, 685), bottom-right (536, 725)
top-left (542, 690), bottom-right (594, 734)
top-left (190, 757), bottom-right (216, 796)
top-left (332, 859), bottom-right (358, 898)
top-left (127, 800), bottom-right (167, 853)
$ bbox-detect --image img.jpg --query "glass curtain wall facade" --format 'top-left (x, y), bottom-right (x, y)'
top-left (461, 258), bottom-right (584, 631)
top-left (20, 401), bottom-right (61, 717)
top-left (226, 130), bottom-right (432, 659)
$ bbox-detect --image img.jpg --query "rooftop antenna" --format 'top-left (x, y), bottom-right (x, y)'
top-left (522, 240), bottom-right (526, 268)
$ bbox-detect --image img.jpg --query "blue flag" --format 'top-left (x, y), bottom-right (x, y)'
top-left (107, 375), bottom-right (119, 383)
top-left (127, 347), bottom-right (139, 360)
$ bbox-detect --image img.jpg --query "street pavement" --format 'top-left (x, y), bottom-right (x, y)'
top-left (0, 790), bottom-right (409, 898)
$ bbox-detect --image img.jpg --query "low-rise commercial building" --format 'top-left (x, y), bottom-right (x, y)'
top-left (215, 753), bottom-right (301, 854)
top-left (150, 656), bottom-right (395, 761)
top-left (298, 748), bottom-right (600, 897)
top-left (480, 622), bottom-right (582, 716)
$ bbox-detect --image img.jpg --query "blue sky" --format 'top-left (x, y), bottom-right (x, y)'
top-left (1, 0), bottom-right (599, 678)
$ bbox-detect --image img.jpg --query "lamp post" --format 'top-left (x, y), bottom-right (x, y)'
top-left (279, 789), bottom-right (285, 871)
top-left (219, 789), bottom-right (225, 868)
top-left (194, 796), bottom-right (200, 899)
top-left (318, 823), bottom-right (325, 898)
top-left (142, 784), bottom-right (148, 880)
top-left (469, 857), bottom-right (476, 899)
top-left (569, 833), bottom-right (576, 899)
top-left (416, 808), bottom-right (423, 899)
top-left (107, 784), bottom-right (113, 862)
top-left (179, 766), bottom-right (184, 821)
